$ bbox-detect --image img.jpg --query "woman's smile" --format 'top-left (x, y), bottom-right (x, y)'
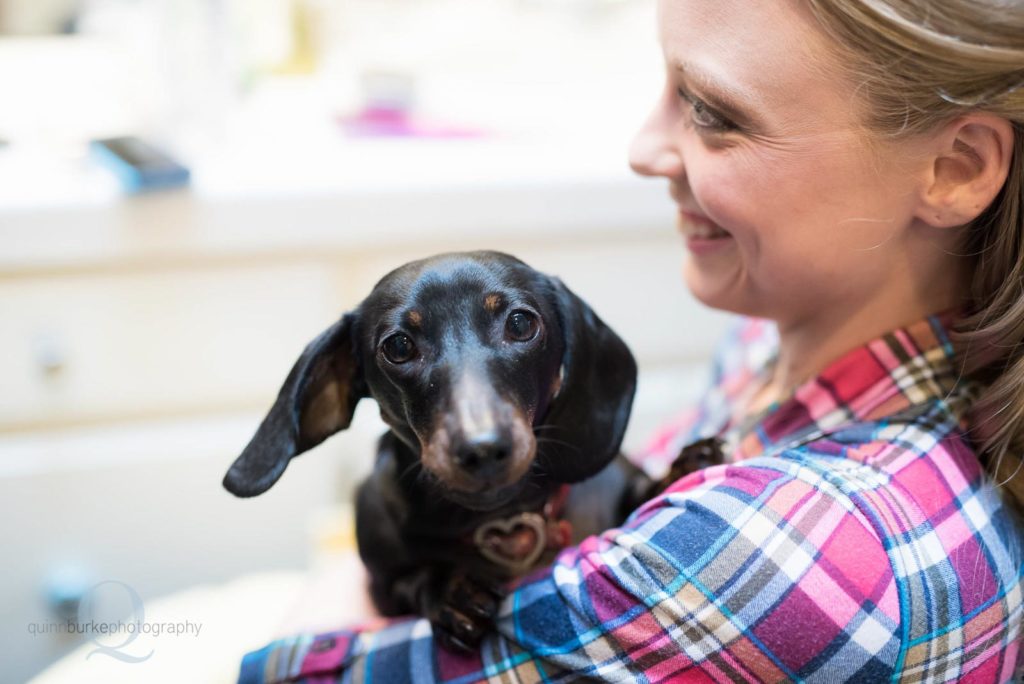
top-left (678, 209), bottom-right (734, 254)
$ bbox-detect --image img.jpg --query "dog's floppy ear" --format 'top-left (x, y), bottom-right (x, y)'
top-left (538, 278), bottom-right (637, 482)
top-left (223, 314), bottom-right (366, 497)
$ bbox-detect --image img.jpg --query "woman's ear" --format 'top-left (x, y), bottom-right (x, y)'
top-left (916, 113), bottom-right (1015, 228)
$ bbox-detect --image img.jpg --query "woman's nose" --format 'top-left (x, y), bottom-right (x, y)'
top-left (629, 101), bottom-right (684, 178)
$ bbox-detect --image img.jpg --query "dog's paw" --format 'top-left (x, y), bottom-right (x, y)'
top-left (641, 437), bottom-right (727, 501)
top-left (431, 573), bottom-right (506, 652)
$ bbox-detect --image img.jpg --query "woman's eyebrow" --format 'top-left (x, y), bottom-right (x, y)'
top-left (674, 60), bottom-right (763, 129)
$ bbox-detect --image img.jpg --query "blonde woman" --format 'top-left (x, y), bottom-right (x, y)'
top-left (238, 1), bottom-right (1024, 681)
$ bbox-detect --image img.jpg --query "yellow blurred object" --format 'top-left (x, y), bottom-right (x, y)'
top-left (273, 0), bottom-right (320, 75)
top-left (308, 503), bottom-right (359, 558)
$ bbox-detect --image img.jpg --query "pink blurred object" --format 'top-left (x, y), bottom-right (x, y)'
top-left (338, 106), bottom-right (489, 139)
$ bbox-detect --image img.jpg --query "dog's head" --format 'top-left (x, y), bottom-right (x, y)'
top-left (222, 251), bottom-right (636, 510)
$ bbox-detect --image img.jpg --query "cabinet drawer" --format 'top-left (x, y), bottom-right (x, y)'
top-left (0, 264), bottom-right (336, 430)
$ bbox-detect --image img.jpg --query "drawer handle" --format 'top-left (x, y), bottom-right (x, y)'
top-left (33, 332), bottom-right (68, 379)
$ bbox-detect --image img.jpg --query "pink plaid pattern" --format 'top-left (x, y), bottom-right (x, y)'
top-left (239, 314), bottom-right (1024, 683)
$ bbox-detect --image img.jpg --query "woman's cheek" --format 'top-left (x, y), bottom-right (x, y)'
top-left (691, 170), bottom-right (749, 232)
top-left (690, 144), bottom-right (779, 230)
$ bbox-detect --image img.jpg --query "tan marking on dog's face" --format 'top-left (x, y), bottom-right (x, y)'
top-left (421, 373), bottom-right (537, 493)
top-left (420, 427), bottom-right (458, 484)
top-left (484, 294), bottom-right (502, 313)
top-left (407, 310), bottom-right (422, 327)
top-left (549, 373), bottom-right (563, 399)
top-left (422, 422), bottom-right (536, 493)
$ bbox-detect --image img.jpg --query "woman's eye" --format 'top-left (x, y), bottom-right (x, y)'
top-left (677, 87), bottom-right (734, 133)
top-left (381, 333), bottom-right (417, 364)
top-left (505, 310), bottom-right (539, 342)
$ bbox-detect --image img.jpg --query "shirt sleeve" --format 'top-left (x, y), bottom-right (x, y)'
top-left (237, 458), bottom-right (902, 683)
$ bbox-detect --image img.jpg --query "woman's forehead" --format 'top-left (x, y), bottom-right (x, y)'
top-left (657, 0), bottom-right (846, 122)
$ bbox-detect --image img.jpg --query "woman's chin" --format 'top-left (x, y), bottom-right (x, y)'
top-left (683, 260), bottom-right (743, 312)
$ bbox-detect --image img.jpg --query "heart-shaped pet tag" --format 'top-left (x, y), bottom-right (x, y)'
top-left (473, 512), bottom-right (547, 574)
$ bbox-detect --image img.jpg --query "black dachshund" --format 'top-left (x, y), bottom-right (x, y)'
top-left (223, 251), bottom-right (662, 650)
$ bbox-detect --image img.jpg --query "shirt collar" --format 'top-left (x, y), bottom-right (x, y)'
top-left (726, 312), bottom-right (976, 460)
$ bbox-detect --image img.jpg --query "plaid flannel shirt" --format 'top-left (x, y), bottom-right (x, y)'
top-left (238, 314), bottom-right (1024, 683)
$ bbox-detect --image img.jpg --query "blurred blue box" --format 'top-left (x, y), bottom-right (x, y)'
top-left (90, 137), bottom-right (190, 194)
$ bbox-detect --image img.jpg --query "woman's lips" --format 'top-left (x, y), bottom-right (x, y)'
top-left (680, 211), bottom-right (727, 234)
top-left (678, 210), bottom-right (734, 253)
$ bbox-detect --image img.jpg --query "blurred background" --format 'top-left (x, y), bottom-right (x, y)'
top-left (0, 0), bottom-right (732, 681)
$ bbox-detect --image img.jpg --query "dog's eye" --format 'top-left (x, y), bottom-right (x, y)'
top-left (381, 334), bottom-right (417, 364)
top-left (505, 310), bottom-right (539, 342)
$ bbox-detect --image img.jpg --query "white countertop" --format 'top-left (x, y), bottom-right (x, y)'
top-left (0, 105), bottom-right (673, 273)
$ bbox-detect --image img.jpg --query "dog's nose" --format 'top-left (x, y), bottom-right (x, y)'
top-left (453, 432), bottom-right (511, 478)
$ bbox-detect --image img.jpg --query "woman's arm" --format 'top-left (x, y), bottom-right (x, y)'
top-left (239, 458), bottom-right (900, 683)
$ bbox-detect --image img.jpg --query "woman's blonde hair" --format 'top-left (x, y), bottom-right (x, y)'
top-left (802, 0), bottom-right (1024, 505)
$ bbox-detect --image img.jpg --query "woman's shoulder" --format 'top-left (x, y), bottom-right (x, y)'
top-left (638, 418), bottom-right (1023, 680)
top-left (630, 457), bottom-right (902, 678)
top-left (767, 420), bottom-right (1023, 680)
top-left (796, 402), bottom-right (1017, 541)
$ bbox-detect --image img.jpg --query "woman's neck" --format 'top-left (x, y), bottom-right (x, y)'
top-left (747, 220), bottom-right (974, 413)
top-left (757, 294), bottom-right (966, 411)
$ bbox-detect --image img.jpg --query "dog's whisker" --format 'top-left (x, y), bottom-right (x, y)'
top-left (534, 436), bottom-right (582, 453)
top-left (535, 439), bottom-right (578, 451)
top-left (531, 425), bottom-right (567, 434)
top-left (397, 459), bottom-right (424, 484)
